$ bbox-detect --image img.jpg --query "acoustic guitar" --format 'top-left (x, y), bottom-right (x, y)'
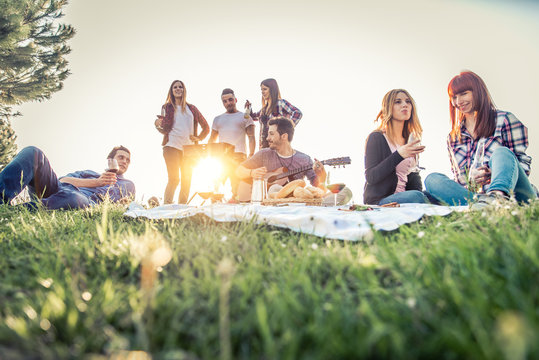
top-left (237, 157), bottom-right (351, 202)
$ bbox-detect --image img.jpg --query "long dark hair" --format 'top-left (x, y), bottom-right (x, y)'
top-left (448, 71), bottom-right (496, 141)
top-left (260, 78), bottom-right (281, 116)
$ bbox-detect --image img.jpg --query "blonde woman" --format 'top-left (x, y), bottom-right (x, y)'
top-left (155, 80), bottom-right (209, 204)
top-left (363, 89), bottom-right (427, 205)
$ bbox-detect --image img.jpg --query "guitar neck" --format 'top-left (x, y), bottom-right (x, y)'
top-left (271, 164), bottom-right (311, 182)
top-left (266, 157), bottom-right (350, 184)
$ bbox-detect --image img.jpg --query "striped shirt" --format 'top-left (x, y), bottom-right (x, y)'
top-left (448, 110), bottom-right (531, 187)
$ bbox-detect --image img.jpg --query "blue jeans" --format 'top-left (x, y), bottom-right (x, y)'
top-left (0, 146), bottom-right (89, 209)
top-left (379, 190), bottom-right (428, 205)
top-left (425, 147), bottom-right (536, 205)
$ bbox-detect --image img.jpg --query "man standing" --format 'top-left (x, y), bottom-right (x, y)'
top-left (209, 88), bottom-right (256, 200)
top-left (0, 146), bottom-right (135, 209)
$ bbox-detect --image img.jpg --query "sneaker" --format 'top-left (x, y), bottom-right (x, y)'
top-left (470, 191), bottom-right (510, 211)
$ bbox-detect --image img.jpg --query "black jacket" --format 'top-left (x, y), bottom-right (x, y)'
top-left (363, 131), bottom-right (422, 204)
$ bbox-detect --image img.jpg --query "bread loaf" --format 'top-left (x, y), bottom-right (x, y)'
top-left (293, 186), bottom-right (314, 199)
top-left (276, 179), bottom-right (306, 199)
top-left (305, 186), bottom-right (326, 198)
top-left (268, 184), bottom-right (283, 195)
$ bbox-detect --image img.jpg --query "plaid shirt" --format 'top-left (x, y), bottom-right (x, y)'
top-left (251, 98), bottom-right (302, 125)
top-left (448, 110), bottom-right (531, 187)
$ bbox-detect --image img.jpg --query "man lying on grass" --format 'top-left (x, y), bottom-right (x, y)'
top-left (0, 146), bottom-right (135, 209)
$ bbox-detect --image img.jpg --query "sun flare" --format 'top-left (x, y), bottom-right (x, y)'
top-left (188, 156), bottom-right (234, 204)
top-left (190, 157), bottom-right (224, 193)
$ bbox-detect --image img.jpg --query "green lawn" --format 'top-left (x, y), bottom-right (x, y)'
top-left (0, 201), bottom-right (537, 359)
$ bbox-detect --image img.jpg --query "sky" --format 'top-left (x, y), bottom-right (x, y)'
top-left (12, 0), bottom-right (539, 204)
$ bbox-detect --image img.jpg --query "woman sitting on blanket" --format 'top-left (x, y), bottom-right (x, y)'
top-left (425, 71), bottom-right (536, 206)
top-left (363, 89), bottom-right (428, 205)
top-left (245, 78), bottom-right (302, 149)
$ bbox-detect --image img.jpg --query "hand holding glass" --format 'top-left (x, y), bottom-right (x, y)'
top-left (407, 133), bottom-right (422, 172)
top-left (107, 158), bottom-right (119, 174)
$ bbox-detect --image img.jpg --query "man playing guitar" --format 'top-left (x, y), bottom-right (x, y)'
top-left (236, 117), bottom-right (327, 198)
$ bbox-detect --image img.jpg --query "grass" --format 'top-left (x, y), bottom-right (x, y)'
top-left (0, 201), bottom-right (538, 359)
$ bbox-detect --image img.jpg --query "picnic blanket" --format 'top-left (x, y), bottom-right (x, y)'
top-left (125, 203), bottom-right (467, 241)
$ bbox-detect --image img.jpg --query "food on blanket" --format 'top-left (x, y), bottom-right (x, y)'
top-left (147, 196), bottom-right (160, 208)
top-left (268, 183), bottom-right (283, 195)
top-left (305, 186), bottom-right (326, 198)
top-left (276, 179), bottom-right (306, 199)
top-left (347, 204), bottom-right (373, 211)
top-left (293, 186), bottom-right (314, 199)
top-left (380, 202), bottom-right (400, 208)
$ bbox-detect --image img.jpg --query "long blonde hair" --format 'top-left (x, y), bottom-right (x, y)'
top-left (165, 80), bottom-right (187, 114)
top-left (375, 89), bottom-right (422, 144)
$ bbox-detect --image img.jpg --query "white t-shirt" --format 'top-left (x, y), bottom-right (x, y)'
top-left (212, 111), bottom-right (254, 154)
top-left (165, 105), bottom-right (194, 150)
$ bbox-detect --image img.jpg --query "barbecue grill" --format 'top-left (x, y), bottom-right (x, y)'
top-left (183, 142), bottom-right (235, 160)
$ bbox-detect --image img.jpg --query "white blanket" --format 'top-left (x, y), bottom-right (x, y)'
top-left (124, 202), bottom-right (468, 241)
top-left (124, 203), bottom-right (466, 241)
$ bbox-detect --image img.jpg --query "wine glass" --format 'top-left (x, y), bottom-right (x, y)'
top-left (327, 183), bottom-right (345, 206)
top-left (407, 132), bottom-right (422, 172)
top-left (107, 158), bottom-right (119, 174)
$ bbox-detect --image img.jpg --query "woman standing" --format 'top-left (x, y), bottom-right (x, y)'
top-left (247, 78), bottom-right (302, 148)
top-left (425, 71), bottom-right (535, 206)
top-left (155, 80), bottom-right (209, 204)
top-left (363, 89), bottom-right (427, 205)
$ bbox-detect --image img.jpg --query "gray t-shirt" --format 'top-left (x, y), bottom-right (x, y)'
top-left (241, 148), bottom-right (317, 185)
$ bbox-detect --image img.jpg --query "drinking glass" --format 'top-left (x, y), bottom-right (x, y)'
top-left (107, 158), bottom-right (119, 174)
top-left (407, 132), bottom-right (422, 172)
top-left (251, 179), bottom-right (267, 203)
top-left (327, 183), bottom-right (345, 206)
top-left (468, 139), bottom-right (486, 193)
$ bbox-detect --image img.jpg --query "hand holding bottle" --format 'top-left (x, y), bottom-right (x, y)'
top-left (244, 100), bottom-right (252, 119)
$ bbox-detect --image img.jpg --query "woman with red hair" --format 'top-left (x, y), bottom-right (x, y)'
top-left (425, 71), bottom-right (536, 206)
